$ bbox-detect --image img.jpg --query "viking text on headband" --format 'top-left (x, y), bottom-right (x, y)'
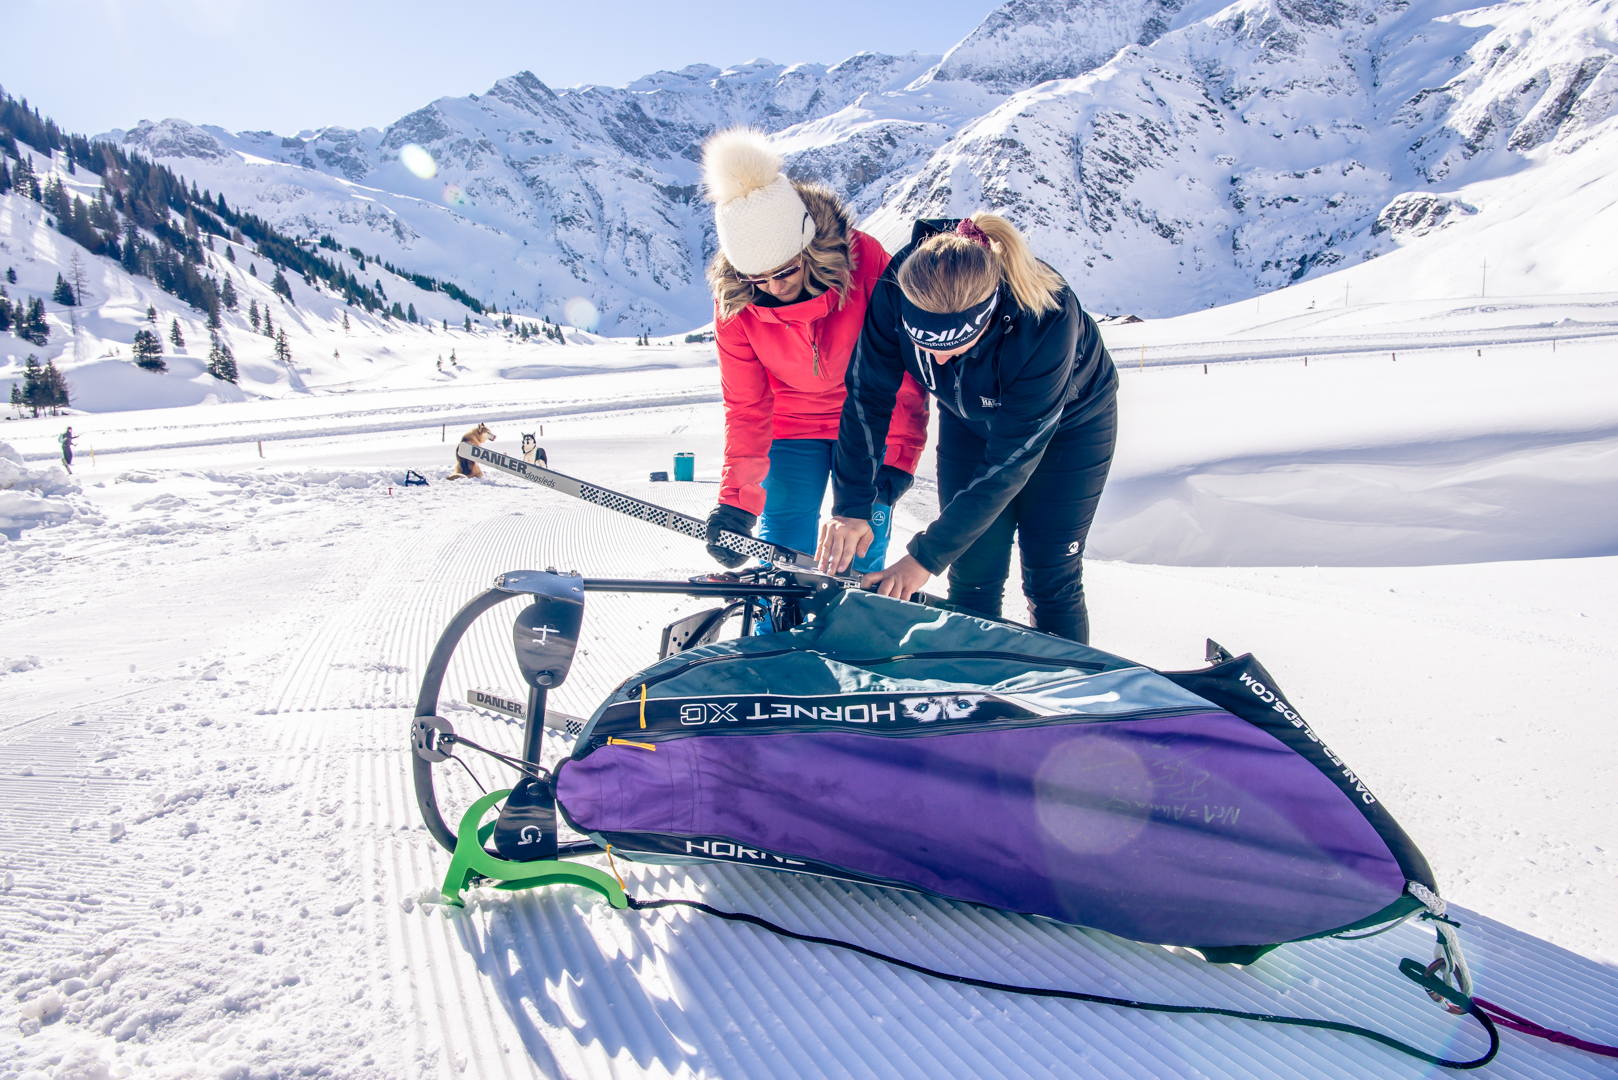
top-left (901, 286), bottom-right (1000, 350)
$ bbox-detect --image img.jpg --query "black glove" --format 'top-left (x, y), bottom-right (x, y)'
top-left (705, 503), bottom-right (758, 569)
top-left (874, 464), bottom-right (915, 507)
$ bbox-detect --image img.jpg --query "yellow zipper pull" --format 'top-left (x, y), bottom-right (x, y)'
top-left (607, 737), bottom-right (657, 751)
top-left (812, 339), bottom-right (820, 377)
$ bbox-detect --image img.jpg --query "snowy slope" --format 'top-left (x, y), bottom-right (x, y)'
top-left (1, 150), bottom-right (700, 426)
top-left (75, 0), bottom-right (1618, 331)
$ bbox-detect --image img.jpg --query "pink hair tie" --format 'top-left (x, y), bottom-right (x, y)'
top-left (956, 217), bottom-right (992, 249)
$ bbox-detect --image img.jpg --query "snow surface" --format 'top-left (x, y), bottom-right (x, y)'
top-left (2, 285), bottom-right (1616, 1075)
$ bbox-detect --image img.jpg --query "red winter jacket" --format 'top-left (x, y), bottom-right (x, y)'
top-left (716, 227), bottom-right (929, 515)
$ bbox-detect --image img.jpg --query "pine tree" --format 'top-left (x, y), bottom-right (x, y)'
top-left (225, 246), bottom-right (236, 264)
top-left (249, 299), bottom-right (260, 333)
top-left (249, 264), bottom-right (257, 278)
top-left (220, 276), bottom-right (237, 311)
top-left (132, 328), bottom-right (166, 371)
top-left (146, 304), bottom-right (157, 323)
top-left (42, 359), bottom-right (70, 414)
top-left (5, 267), bottom-right (15, 284)
top-left (463, 314), bottom-right (471, 332)
top-left (407, 303), bottom-right (418, 324)
top-left (8, 382), bottom-right (22, 417)
top-left (122, 221), bottom-right (141, 275)
top-left (21, 356), bottom-right (45, 417)
top-left (342, 312), bottom-right (350, 332)
top-left (21, 297), bottom-right (50, 345)
top-left (274, 327), bottom-right (291, 364)
top-left (169, 318), bottom-right (185, 349)
top-left (52, 273), bottom-right (76, 305)
top-left (271, 269), bottom-right (293, 303)
top-left (263, 308), bottom-right (274, 339)
top-left (206, 333), bottom-right (237, 383)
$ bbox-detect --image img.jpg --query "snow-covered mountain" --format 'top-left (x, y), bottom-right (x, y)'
top-left (83, 0), bottom-right (1618, 328)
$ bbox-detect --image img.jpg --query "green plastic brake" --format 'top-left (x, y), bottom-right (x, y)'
top-left (439, 788), bottom-right (628, 910)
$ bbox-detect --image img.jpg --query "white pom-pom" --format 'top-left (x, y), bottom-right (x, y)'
top-left (702, 129), bottom-right (783, 205)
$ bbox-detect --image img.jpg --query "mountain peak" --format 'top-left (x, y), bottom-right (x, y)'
top-left (115, 118), bottom-right (234, 162)
top-left (931, 0), bottom-right (1191, 93)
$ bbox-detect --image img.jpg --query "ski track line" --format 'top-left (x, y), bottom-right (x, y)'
top-left (12, 390), bottom-right (725, 463)
top-left (1124, 325), bottom-right (1618, 368)
top-left (0, 704), bottom-right (158, 960)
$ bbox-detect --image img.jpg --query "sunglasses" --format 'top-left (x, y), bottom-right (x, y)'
top-left (739, 259), bottom-right (804, 286)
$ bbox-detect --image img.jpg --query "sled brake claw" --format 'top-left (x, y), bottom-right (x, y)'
top-left (440, 788), bottom-right (627, 909)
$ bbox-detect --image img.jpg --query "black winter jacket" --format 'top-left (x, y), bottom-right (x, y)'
top-left (831, 218), bottom-right (1117, 574)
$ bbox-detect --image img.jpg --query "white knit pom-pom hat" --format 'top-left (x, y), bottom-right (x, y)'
top-left (702, 128), bottom-right (816, 275)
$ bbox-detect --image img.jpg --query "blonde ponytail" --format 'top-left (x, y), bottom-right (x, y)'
top-left (897, 212), bottom-right (1064, 319)
top-left (970, 212), bottom-right (1063, 318)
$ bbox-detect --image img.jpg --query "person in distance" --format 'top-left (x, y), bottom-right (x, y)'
top-left (700, 128), bottom-right (928, 574)
top-left (817, 214), bottom-right (1118, 643)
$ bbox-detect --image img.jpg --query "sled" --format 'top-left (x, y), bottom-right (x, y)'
top-left (413, 566), bottom-right (1442, 958)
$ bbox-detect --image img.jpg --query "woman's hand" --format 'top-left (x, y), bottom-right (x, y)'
top-left (861, 554), bottom-right (933, 600)
top-left (816, 516), bottom-right (874, 574)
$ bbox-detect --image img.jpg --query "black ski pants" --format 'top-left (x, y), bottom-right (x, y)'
top-left (934, 399), bottom-right (1117, 643)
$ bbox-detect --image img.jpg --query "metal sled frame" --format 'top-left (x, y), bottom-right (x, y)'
top-left (412, 569), bottom-right (824, 906)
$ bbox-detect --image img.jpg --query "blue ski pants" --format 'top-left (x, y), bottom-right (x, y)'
top-left (762, 438), bottom-right (892, 574)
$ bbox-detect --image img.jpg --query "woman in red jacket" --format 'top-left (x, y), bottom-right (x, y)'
top-left (701, 128), bottom-right (928, 571)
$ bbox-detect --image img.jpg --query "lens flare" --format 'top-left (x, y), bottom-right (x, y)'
top-left (562, 297), bottom-right (599, 332)
top-left (441, 183), bottom-right (466, 207)
top-left (399, 143), bottom-right (437, 179)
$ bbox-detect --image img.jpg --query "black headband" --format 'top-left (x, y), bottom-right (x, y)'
top-left (900, 287), bottom-right (999, 350)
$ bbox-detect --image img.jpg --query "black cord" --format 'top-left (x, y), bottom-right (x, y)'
top-left (446, 751), bottom-right (487, 795)
top-left (441, 732), bottom-right (547, 780)
top-left (626, 895), bottom-right (1500, 1071)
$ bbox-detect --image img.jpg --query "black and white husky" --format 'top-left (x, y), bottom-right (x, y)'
top-left (520, 434), bottom-right (547, 466)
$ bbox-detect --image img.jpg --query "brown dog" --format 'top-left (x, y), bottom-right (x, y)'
top-left (447, 423), bottom-right (495, 479)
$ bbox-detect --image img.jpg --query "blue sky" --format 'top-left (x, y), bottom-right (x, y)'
top-left (1, 0), bottom-right (996, 136)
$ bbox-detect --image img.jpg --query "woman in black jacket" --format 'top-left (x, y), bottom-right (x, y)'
top-left (816, 213), bottom-right (1118, 642)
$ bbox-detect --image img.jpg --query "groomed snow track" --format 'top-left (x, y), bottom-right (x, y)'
top-left (261, 480), bottom-right (1617, 1080)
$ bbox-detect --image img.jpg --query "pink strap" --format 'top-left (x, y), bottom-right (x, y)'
top-left (1474, 997), bottom-right (1618, 1058)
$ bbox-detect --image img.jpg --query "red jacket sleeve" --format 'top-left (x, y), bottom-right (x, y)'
top-left (883, 373), bottom-right (929, 474)
top-left (715, 303), bottom-right (774, 515)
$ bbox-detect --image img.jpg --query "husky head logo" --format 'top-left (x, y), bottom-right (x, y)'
top-left (900, 694), bottom-right (985, 722)
top-left (518, 825), bottom-right (543, 845)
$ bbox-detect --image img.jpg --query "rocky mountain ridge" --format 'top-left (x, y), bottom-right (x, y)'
top-left (98, 0), bottom-right (1618, 329)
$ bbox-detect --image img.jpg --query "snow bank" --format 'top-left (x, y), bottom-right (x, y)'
top-left (1092, 431), bottom-right (1618, 565)
top-left (0, 442), bottom-right (97, 541)
top-left (1090, 349), bottom-right (1618, 566)
top-left (64, 355), bottom-right (249, 413)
